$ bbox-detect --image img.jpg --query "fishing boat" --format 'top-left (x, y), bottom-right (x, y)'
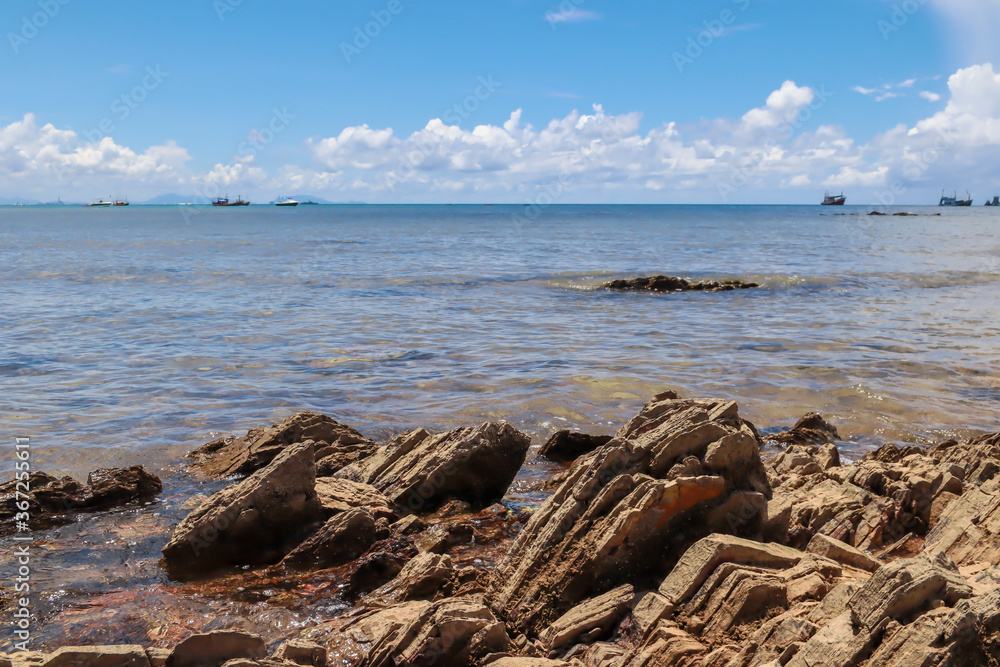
top-left (985, 196), bottom-right (1000, 207)
top-left (114, 197), bottom-right (129, 206)
top-left (821, 192), bottom-right (846, 206)
top-left (940, 190), bottom-right (973, 206)
top-left (212, 195), bottom-right (250, 207)
top-left (275, 197), bottom-right (299, 207)
top-left (85, 198), bottom-right (113, 207)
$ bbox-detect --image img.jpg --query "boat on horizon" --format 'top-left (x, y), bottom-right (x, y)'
top-left (821, 191), bottom-right (846, 206)
top-left (275, 197), bottom-right (299, 207)
top-left (114, 196), bottom-right (129, 206)
top-left (940, 190), bottom-right (973, 206)
top-left (212, 195), bottom-right (250, 207)
top-left (985, 196), bottom-right (1000, 207)
top-left (84, 198), bottom-right (112, 207)
top-left (300, 201), bottom-right (319, 205)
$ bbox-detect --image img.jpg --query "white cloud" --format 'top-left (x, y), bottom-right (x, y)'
top-left (544, 9), bottom-right (602, 23)
top-left (853, 78), bottom-right (922, 102)
top-left (920, 91), bottom-right (942, 102)
top-left (8, 63), bottom-right (1000, 203)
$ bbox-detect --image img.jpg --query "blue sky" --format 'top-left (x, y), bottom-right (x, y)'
top-left (1, 0), bottom-right (998, 203)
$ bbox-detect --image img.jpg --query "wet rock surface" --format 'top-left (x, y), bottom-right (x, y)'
top-left (190, 411), bottom-right (378, 479)
top-left (538, 431), bottom-right (613, 463)
top-left (603, 276), bottom-right (760, 293)
top-left (335, 422), bottom-right (531, 511)
top-left (0, 466), bottom-right (162, 535)
top-left (21, 401), bottom-right (1000, 667)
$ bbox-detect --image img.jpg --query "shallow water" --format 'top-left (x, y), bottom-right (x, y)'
top-left (3, 204), bottom-right (1000, 478)
top-left (3, 203), bottom-right (1000, 650)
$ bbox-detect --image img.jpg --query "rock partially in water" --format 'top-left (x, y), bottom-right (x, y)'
top-left (162, 443), bottom-right (324, 576)
top-left (538, 431), bottom-right (613, 463)
top-left (487, 393), bottom-right (771, 637)
top-left (280, 508), bottom-right (386, 570)
top-left (43, 645), bottom-right (151, 667)
top-left (167, 631), bottom-right (267, 667)
top-left (766, 413), bottom-right (841, 447)
top-left (190, 411), bottom-right (377, 479)
top-left (603, 276), bottom-right (759, 293)
top-left (336, 422), bottom-right (531, 512)
top-left (0, 466), bottom-right (162, 535)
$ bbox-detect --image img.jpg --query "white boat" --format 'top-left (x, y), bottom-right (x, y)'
top-left (275, 197), bottom-right (299, 207)
top-left (85, 198), bottom-right (113, 207)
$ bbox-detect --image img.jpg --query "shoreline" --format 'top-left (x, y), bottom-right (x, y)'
top-left (4, 394), bottom-right (1000, 664)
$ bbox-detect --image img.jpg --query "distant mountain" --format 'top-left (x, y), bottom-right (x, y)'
top-left (140, 193), bottom-right (200, 205)
top-left (0, 197), bottom-right (41, 205)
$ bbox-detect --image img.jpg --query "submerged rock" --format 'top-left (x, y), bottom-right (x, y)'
top-left (162, 442), bottom-right (324, 576)
top-left (336, 422), bottom-right (531, 512)
top-left (487, 393), bottom-right (771, 636)
top-left (538, 431), bottom-right (613, 463)
top-left (603, 276), bottom-right (759, 293)
top-left (0, 466), bottom-right (162, 535)
top-left (190, 411), bottom-right (377, 479)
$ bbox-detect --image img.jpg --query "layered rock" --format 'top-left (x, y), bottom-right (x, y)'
top-left (0, 466), bottom-right (161, 534)
top-left (488, 393), bottom-right (771, 636)
top-left (763, 437), bottom-right (972, 551)
top-left (538, 431), bottom-right (613, 463)
top-left (603, 276), bottom-right (759, 293)
top-left (299, 597), bottom-right (510, 666)
top-left (336, 422), bottom-right (531, 511)
top-left (280, 507), bottom-right (387, 570)
top-left (162, 443), bottom-right (324, 575)
top-left (765, 413), bottom-right (841, 447)
top-left (190, 411), bottom-right (377, 478)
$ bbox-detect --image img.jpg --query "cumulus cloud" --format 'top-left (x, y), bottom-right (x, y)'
top-left (7, 63), bottom-right (1000, 203)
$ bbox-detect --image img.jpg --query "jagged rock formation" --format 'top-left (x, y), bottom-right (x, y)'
top-left (488, 393), bottom-right (771, 636)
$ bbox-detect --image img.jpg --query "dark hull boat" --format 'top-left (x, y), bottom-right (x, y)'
top-left (940, 190), bottom-right (973, 206)
top-left (212, 195), bottom-right (250, 207)
top-left (821, 191), bottom-right (846, 206)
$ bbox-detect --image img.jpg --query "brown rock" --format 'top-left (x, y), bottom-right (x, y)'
top-left (336, 422), bottom-right (531, 511)
top-left (624, 622), bottom-right (708, 667)
top-left (313, 477), bottom-right (396, 521)
top-left (167, 631), bottom-right (267, 667)
top-left (805, 534), bottom-right (882, 573)
top-left (280, 507), bottom-right (381, 569)
top-left (190, 411), bottom-right (376, 478)
top-left (487, 394), bottom-right (771, 637)
top-left (767, 414), bottom-right (841, 447)
top-left (370, 552), bottom-right (458, 603)
top-left (273, 639), bottom-right (326, 666)
top-left (43, 646), bottom-right (151, 667)
top-left (848, 552), bottom-right (972, 630)
top-left (0, 466), bottom-right (161, 535)
top-left (539, 431), bottom-right (613, 463)
top-left (539, 584), bottom-right (634, 651)
top-left (301, 598), bottom-right (510, 666)
top-left (162, 443), bottom-right (325, 575)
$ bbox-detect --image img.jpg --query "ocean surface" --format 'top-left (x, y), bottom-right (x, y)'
top-left (3, 203), bottom-right (1000, 648)
top-left (3, 204), bottom-right (1000, 478)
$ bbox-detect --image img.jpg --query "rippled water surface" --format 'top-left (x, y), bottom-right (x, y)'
top-left (3, 204), bottom-right (1000, 477)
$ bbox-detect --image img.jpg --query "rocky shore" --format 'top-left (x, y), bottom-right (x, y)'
top-left (4, 393), bottom-right (1000, 666)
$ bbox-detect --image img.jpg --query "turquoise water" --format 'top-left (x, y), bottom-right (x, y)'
top-left (3, 204), bottom-right (1000, 477)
